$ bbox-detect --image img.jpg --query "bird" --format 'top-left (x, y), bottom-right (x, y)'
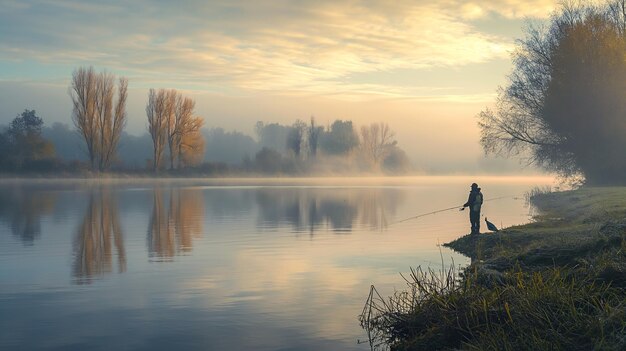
top-left (485, 218), bottom-right (499, 232)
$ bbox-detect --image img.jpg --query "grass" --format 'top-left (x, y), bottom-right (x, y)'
top-left (360, 187), bottom-right (626, 350)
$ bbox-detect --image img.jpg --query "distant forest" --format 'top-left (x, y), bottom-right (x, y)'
top-left (0, 66), bottom-right (412, 175)
top-left (0, 109), bottom-right (410, 175)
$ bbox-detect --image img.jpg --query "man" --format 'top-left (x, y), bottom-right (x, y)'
top-left (461, 183), bottom-right (483, 235)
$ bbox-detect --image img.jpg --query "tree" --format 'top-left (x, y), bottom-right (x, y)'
top-left (165, 90), bottom-right (181, 169)
top-left (383, 146), bottom-right (411, 173)
top-left (169, 93), bottom-right (204, 169)
top-left (308, 117), bottom-right (323, 158)
top-left (359, 122), bottom-right (397, 169)
top-left (286, 119), bottom-right (307, 158)
top-left (3, 110), bottom-right (55, 170)
top-left (146, 89), bottom-right (169, 171)
top-left (70, 66), bottom-right (127, 171)
top-left (146, 89), bottom-right (204, 170)
top-left (320, 120), bottom-right (359, 155)
top-left (70, 67), bottom-right (97, 169)
top-left (96, 72), bottom-right (128, 171)
top-left (479, 1), bottom-right (626, 184)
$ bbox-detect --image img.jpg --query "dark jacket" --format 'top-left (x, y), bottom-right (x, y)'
top-left (463, 188), bottom-right (483, 212)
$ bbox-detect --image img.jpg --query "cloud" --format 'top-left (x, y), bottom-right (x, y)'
top-left (0, 0), bottom-right (548, 99)
top-left (454, 0), bottom-right (557, 19)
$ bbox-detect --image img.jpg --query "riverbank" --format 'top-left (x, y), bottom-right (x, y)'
top-left (360, 187), bottom-right (626, 350)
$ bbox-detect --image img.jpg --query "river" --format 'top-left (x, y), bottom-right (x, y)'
top-left (0, 176), bottom-right (553, 350)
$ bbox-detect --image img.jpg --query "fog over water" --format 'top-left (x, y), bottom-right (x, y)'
top-left (0, 176), bottom-right (553, 350)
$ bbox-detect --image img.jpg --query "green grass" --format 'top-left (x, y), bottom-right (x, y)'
top-left (360, 187), bottom-right (626, 350)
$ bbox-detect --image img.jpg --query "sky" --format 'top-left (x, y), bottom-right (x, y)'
top-left (0, 0), bottom-right (560, 173)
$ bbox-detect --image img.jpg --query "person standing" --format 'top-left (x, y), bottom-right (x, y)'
top-left (461, 183), bottom-right (483, 235)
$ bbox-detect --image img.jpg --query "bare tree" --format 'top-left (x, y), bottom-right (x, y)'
top-left (70, 67), bottom-right (127, 171)
top-left (70, 67), bottom-right (98, 170)
top-left (164, 90), bottom-right (178, 170)
top-left (359, 123), bottom-right (397, 169)
top-left (170, 94), bottom-right (203, 169)
top-left (146, 89), bottom-right (168, 172)
top-left (97, 74), bottom-right (128, 171)
top-left (148, 89), bottom-right (204, 170)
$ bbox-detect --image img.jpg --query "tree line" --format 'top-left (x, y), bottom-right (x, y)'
top-left (253, 119), bottom-right (409, 173)
top-left (6, 0), bottom-right (626, 182)
top-left (0, 66), bottom-right (410, 174)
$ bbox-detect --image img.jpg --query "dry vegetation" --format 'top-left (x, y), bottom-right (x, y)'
top-left (360, 187), bottom-right (626, 350)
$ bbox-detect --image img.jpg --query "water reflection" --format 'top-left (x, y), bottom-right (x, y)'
top-left (147, 187), bottom-right (204, 261)
top-left (0, 178), bottom-right (552, 351)
top-left (255, 188), bottom-right (404, 233)
top-left (0, 185), bottom-right (56, 245)
top-left (73, 189), bottom-right (126, 284)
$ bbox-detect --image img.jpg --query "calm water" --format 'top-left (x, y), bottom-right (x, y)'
top-left (0, 176), bottom-right (552, 350)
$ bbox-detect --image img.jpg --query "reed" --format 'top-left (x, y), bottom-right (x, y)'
top-left (360, 264), bottom-right (626, 350)
top-left (360, 187), bottom-right (626, 350)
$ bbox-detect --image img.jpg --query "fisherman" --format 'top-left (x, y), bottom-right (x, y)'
top-left (460, 183), bottom-right (483, 235)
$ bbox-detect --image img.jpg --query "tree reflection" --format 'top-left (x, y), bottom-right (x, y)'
top-left (147, 187), bottom-right (204, 260)
top-left (255, 188), bottom-right (403, 233)
top-left (358, 189), bottom-right (395, 229)
top-left (73, 188), bottom-right (126, 284)
top-left (0, 185), bottom-right (56, 245)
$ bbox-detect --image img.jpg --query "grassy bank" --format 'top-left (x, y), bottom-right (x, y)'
top-left (360, 187), bottom-right (626, 350)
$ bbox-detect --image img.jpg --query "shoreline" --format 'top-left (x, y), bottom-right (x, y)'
top-left (0, 174), bottom-right (555, 184)
top-left (445, 187), bottom-right (626, 271)
top-left (361, 187), bottom-right (626, 350)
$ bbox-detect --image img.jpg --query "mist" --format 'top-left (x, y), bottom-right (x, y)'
top-left (0, 80), bottom-right (541, 176)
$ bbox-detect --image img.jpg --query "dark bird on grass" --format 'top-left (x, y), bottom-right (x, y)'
top-left (485, 218), bottom-right (499, 232)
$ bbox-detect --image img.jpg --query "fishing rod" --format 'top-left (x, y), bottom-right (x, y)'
top-left (390, 194), bottom-right (522, 226)
top-left (391, 205), bottom-right (462, 225)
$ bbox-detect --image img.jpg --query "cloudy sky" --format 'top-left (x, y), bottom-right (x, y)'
top-left (0, 0), bottom-right (559, 173)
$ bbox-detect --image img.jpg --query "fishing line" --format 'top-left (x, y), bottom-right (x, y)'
top-left (389, 194), bottom-right (523, 226)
